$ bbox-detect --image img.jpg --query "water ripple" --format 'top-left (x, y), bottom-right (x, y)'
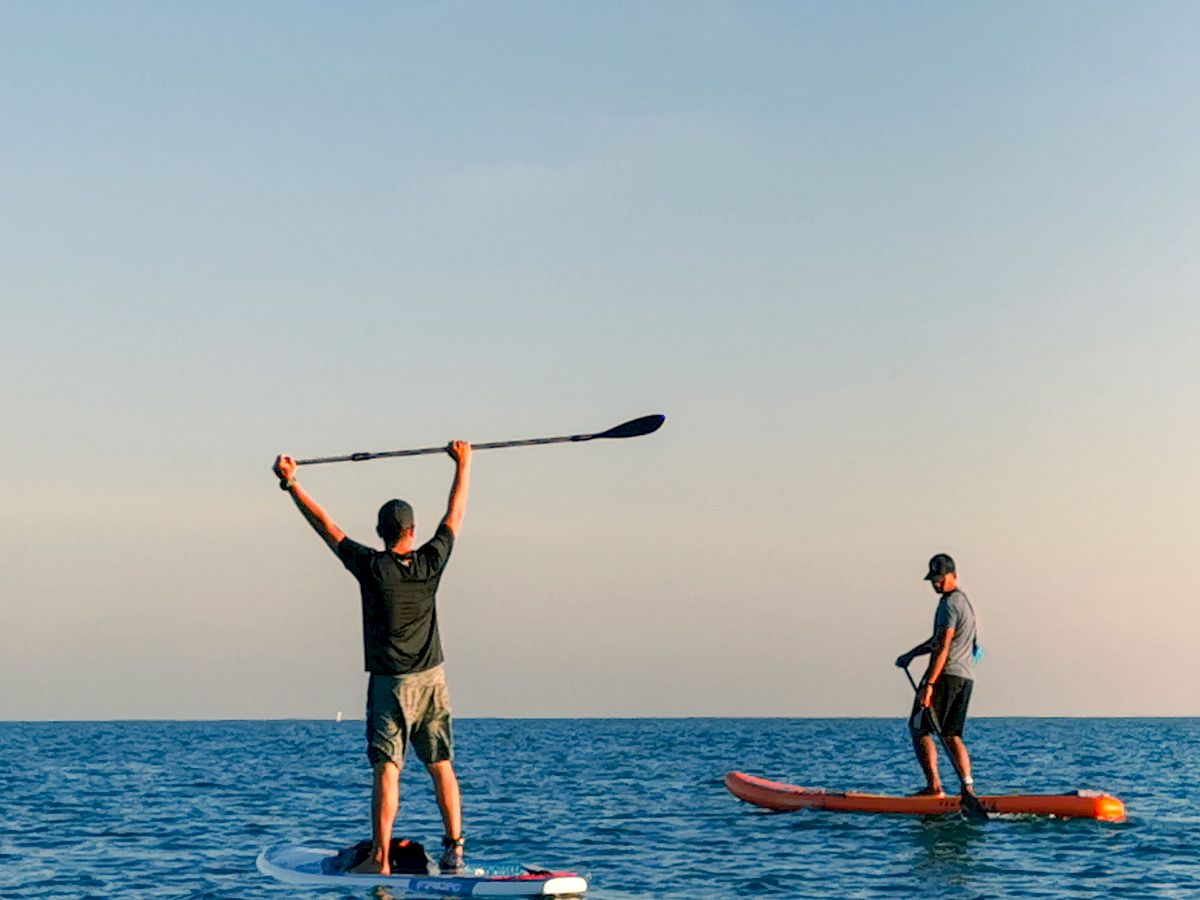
top-left (1, 718), bottom-right (1197, 897)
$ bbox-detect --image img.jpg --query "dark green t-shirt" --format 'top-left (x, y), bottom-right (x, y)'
top-left (336, 524), bottom-right (455, 675)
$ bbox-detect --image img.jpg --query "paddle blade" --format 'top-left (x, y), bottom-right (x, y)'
top-left (596, 414), bottom-right (666, 440)
top-left (960, 791), bottom-right (990, 824)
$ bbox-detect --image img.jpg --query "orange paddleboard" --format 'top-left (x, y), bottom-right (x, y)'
top-left (726, 771), bottom-right (1125, 822)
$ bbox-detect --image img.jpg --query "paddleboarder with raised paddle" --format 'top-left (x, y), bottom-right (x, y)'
top-left (268, 414), bottom-right (665, 874)
top-left (895, 553), bottom-right (987, 822)
top-left (273, 440), bottom-right (472, 874)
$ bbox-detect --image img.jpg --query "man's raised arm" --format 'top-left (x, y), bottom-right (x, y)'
top-left (273, 454), bottom-right (346, 554)
top-left (440, 441), bottom-right (472, 535)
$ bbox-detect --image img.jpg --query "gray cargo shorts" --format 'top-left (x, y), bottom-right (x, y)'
top-left (365, 664), bottom-right (454, 769)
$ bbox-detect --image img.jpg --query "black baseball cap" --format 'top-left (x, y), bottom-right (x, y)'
top-left (923, 553), bottom-right (956, 581)
top-left (377, 499), bottom-right (415, 534)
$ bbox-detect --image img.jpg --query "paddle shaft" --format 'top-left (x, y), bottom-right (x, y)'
top-left (904, 665), bottom-right (988, 821)
top-left (299, 435), bottom-right (592, 466)
top-left (294, 414), bottom-right (665, 466)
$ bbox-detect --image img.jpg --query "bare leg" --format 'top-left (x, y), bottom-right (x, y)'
top-left (349, 761), bottom-right (401, 875)
top-left (945, 736), bottom-right (974, 791)
top-left (913, 734), bottom-right (944, 795)
top-left (428, 761), bottom-right (462, 867)
top-left (429, 761), bottom-right (462, 839)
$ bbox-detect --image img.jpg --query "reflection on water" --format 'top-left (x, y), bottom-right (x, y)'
top-left (908, 815), bottom-right (989, 892)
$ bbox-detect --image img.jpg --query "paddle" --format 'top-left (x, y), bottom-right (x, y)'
top-left (294, 414), bottom-right (667, 466)
top-left (903, 665), bottom-right (990, 824)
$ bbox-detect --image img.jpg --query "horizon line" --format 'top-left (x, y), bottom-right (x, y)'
top-left (2, 714), bottom-right (1197, 724)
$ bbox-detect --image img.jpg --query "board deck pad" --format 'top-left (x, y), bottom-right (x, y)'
top-left (726, 771), bottom-right (1126, 821)
top-left (257, 843), bottom-right (588, 897)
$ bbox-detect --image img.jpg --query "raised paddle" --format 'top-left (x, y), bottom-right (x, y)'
top-left (903, 665), bottom-right (990, 824)
top-left (294, 414), bottom-right (667, 466)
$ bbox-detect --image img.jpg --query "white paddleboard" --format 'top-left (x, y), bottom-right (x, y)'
top-left (256, 843), bottom-right (588, 897)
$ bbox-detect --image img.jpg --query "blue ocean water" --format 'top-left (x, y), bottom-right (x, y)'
top-left (1, 718), bottom-right (1197, 898)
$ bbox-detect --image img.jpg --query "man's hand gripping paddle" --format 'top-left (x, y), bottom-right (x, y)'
top-left (903, 665), bottom-right (990, 824)
top-left (293, 414), bottom-right (666, 466)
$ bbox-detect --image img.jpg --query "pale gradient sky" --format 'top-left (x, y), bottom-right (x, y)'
top-left (2, 2), bottom-right (1197, 720)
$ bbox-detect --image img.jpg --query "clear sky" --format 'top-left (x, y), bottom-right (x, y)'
top-left (2, 2), bottom-right (1197, 719)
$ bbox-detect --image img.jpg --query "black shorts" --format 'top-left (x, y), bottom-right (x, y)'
top-left (909, 675), bottom-right (973, 738)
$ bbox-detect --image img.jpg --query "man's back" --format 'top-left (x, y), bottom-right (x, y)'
top-left (338, 524), bottom-right (456, 675)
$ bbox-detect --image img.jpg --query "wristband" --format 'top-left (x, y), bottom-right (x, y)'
top-left (279, 478), bottom-right (296, 491)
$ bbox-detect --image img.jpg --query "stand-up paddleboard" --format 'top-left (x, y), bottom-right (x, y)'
top-left (257, 843), bottom-right (588, 897)
top-left (726, 772), bottom-right (1125, 822)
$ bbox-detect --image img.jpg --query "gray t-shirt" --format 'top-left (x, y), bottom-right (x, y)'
top-left (934, 588), bottom-right (977, 680)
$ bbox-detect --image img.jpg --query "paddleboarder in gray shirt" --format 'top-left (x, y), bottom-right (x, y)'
top-left (895, 553), bottom-right (979, 798)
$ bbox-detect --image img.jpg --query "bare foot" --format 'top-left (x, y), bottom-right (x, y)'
top-left (348, 857), bottom-right (390, 876)
top-left (910, 786), bottom-right (946, 798)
